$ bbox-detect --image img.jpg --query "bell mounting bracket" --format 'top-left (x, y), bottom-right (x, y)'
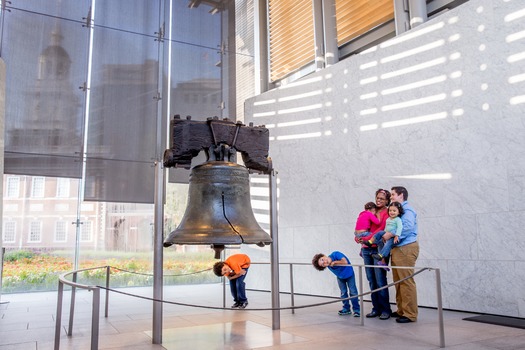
top-left (163, 115), bottom-right (271, 174)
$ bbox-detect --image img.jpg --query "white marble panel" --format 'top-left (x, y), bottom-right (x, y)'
top-left (418, 215), bottom-right (479, 260)
top-left (445, 260), bottom-right (520, 316)
top-left (477, 211), bottom-right (525, 261)
top-left (245, 0), bottom-right (525, 318)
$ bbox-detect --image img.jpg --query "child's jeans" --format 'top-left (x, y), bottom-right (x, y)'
top-left (337, 275), bottom-right (360, 312)
top-left (373, 230), bottom-right (395, 258)
top-left (230, 268), bottom-right (249, 303)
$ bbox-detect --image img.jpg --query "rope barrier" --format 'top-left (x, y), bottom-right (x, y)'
top-left (110, 266), bottom-right (213, 277)
top-left (91, 267), bottom-right (431, 312)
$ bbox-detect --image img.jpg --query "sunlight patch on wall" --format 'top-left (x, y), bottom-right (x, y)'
top-left (510, 95), bottom-right (525, 105)
top-left (253, 99), bottom-right (276, 106)
top-left (379, 22), bottom-right (445, 48)
top-left (276, 118), bottom-right (322, 127)
top-left (506, 29), bottom-right (525, 43)
top-left (278, 90), bottom-right (323, 102)
top-left (508, 73), bottom-right (525, 84)
top-left (507, 51), bottom-right (525, 63)
top-left (381, 93), bottom-right (447, 112)
top-left (276, 132), bottom-right (322, 140)
top-left (360, 108), bottom-right (377, 116)
top-left (381, 75), bottom-right (446, 95)
top-left (253, 111), bottom-right (276, 117)
top-left (381, 111), bottom-right (447, 128)
top-left (504, 7), bottom-right (525, 23)
top-left (380, 57), bottom-right (447, 80)
top-left (360, 92), bottom-right (378, 100)
top-left (277, 104), bottom-right (323, 114)
top-left (360, 61), bottom-right (378, 70)
top-left (380, 40), bottom-right (445, 64)
top-left (390, 173), bottom-right (452, 180)
top-left (278, 76), bottom-right (322, 89)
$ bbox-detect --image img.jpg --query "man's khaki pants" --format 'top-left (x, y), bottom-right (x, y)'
top-left (391, 241), bottom-right (419, 321)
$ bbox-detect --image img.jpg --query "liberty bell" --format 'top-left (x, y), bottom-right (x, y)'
top-left (162, 116), bottom-right (273, 256)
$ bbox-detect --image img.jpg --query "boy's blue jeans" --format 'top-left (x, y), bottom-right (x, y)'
top-left (337, 275), bottom-right (360, 312)
top-left (229, 268), bottom-right (248, 303)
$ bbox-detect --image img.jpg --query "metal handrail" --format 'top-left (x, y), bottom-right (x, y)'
top-left (54, 262), bottom-right (445, 349)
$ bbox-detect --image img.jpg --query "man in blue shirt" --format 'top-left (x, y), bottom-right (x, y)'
top-left (312, 251), bottom-right (361, 317)
top-left (383, 186), bottom-right (419, 323)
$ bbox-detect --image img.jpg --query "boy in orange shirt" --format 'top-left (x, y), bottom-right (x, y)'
top-left (213, 253), bottom-right (251, 309)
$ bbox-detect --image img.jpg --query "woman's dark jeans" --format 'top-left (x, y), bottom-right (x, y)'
top-left (362, 247), bottom-right (391, 315)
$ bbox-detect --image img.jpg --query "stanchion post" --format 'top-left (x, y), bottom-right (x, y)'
top-left (358, 265), bottom-right (364, 325)
top-left (105, 266), bottom-right (110, 317)
top-left (435, 268), bottom-right (445, 348)
top-left (0, 247), bottom-right (9, 305)
top-left (68, 272), bottom-right (77, 335)
top-left (91, 288), bottom-right (100, 350)
top-left (289, 264), bottom-right (295, 314)
top-left (54, 280), bottom-right (64, 350)
top-left (269, 168), bottom-right (280, 330)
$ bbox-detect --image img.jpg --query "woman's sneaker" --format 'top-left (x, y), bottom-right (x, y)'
top-left (338, 309), bottom-right (352, 316)
top-left (238, 301), bottom-right (249, 309)
top-left (231, 302), bottom-right (241, 308)
top-left (353, 311), bottom-right (361, 317)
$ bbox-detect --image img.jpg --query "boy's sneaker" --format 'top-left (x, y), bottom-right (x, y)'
top-left (238, 301), bottom-right (249, 309)
top-left (377, 261), bottom-right (390, 271)
top-left (353, 311), bottom-right (361, 317)
top-left (231, 302), bottom-right (241, 308)
top-left (338, 309), bottom-right (352, 316)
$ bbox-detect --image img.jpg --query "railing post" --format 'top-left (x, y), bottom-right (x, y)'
top-left (289, 264), bottom-right (295, 314)
top-left (105, 266), bottom-right (110, 317)
top-left (0, 247), bottom-right (9, 305)
top-left (358, 265), bottom-right (364, 325)
top-left (91, 288), bottom-right (100, 350)
top-left (269, 168), bottom-right (280, 330)
top-left (54, 280), bottom-right (64, 350)
top-left (435, 268), bottom-right (445, 348)
top-left (68, 272), bottom-right (77, 335)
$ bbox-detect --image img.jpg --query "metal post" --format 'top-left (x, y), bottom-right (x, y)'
top-left (435, 268), bottom-right (445, 348)
top-left (254, 0), bottom-right (269, 94)
top-left (312, 0), bottom-right (325, 71)
top-left (222, 249), bottom-right (226, 308)
top-left (68, 272), bottom-right (77, 335)
top-left (91, 288), bottom-right (100, 350)
top-left (0, 247), bottom-right (8, 305)
top-left (393, 0), bottom-right (410, 35)
top-left (269, 168), bottom-right (280, 329)
top-left (54, 281), bottom-right (64, 350)
top-left (152, 161), bottom-right (164, 344)
top-left (322, 0), bottom-right (338, 67)
top-left (358, 266), bottom-right (364, 325)
top-left (105, 266), bottom-right (110, 317)
top-left (408, 0), bottom-right (427, 28)
top-left (289, 264), bottom-right (295, 314)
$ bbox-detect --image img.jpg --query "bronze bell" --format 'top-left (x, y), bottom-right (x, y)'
top-left (163, 161), bottom-right (272, 253)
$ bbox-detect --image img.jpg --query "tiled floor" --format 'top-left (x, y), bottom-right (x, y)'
top-left (1, 284), bottom-right (525, 349)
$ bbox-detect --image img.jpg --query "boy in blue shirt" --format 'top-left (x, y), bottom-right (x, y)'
top-left (312, 251), bottom-right (360, 317)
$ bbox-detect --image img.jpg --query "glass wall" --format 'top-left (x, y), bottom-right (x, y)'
top-left (1, 0), bottom-right (255, 292)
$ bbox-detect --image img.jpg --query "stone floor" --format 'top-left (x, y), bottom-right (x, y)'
top-left (1, 284), bottom-right (524, 349)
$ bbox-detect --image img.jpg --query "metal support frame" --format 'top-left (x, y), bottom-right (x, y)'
top-left (322, 0), bottom-right (338, 67)
top-left (408, 0), bottom-right (428, 28)
top-left (312, 0), bottom-right (325, 71)
top-left (269, 168), bottom-right (280, 329)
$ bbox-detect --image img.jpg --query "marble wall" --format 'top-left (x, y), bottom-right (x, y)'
top-left (243, 0), bottom-right (525, 317)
